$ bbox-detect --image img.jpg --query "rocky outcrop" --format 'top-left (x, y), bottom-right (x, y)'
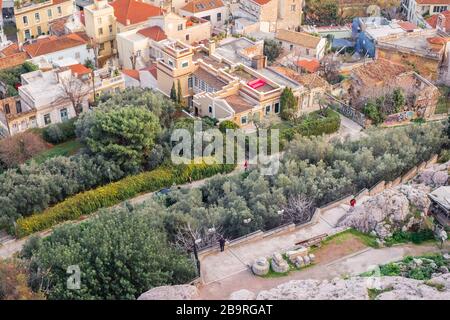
top-left (337, 184), bottom-right (431, 239)
top-left (415, 161), bottom-right (449, 188)
top-left (252, 257), bottom-right (270, 276)
top-left (254, 274), bottom-right (450, 300)
top-left (229, 289), bottom-right (256, 300)
top-left (138, 285), bottom-right (199, 300)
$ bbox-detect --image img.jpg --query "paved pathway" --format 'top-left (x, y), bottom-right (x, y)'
top-left (198, 242), bottom-right (449, 299)
top-left (199, 203), bottom-right (351, 284)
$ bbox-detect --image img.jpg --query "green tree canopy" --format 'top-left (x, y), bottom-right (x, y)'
top-left (263, 39), bottom-right (282, 62)
top-left (76, 106), bottom-right (160, 173)
top-left (26, 207), bottom-right (196, 299)
top-left (280, 87), bottom-right (297, 121)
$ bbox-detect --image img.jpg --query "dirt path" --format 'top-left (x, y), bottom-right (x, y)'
top-left (198, 242), bottom-right (449, 300)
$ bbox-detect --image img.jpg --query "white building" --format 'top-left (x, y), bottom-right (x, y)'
top-left (23, 33), bottom-right (95, 66)
top-left (179, 0), bottom-right (229, 30)
top-left (18, 68), bottom-right (83, 128)
top-left (401, 0), bottom-right (450, 26)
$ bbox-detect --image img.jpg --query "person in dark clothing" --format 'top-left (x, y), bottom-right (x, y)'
top-left (219, 237), bottom-right (226, 252)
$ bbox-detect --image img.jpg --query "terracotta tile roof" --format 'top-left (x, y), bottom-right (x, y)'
top-left (49, 16), bottom-right (70, 36)
top-left (23, 34), bottom-right (87, 57)
top-left (352, 59), bottom-right (409, 86)
top-left (122, 69), bottom-right (140, 81)
top-left (415, 0), bottom-right (450, 4)
top-left (0, 43), bottom-right (21, 57)
top-left (137, 26), bottom-right (167, 41)
top-left (251, 0), bottom-right (272, 5)
top-left (398, 21), bottom-right (419, 32)
top-left (427, 11), bottom-right (450, 31)
top-left (295, 58), bottom-right (320, 73)
top-left (0, 52), bottom-right (29, 70)
top-left (224, 94), bottom-right (254, 114)
top-left (68, 63), bottom-right (92, 76)
top-left (141, 64), bottom-right (157, 79)
top-left (110, 0), bottom-right (163, 26)
top-left (275, 29), bottom-right (322, 48)
top-left (272, 66), bottom-right (330, 90)
top-left (181, 0), bottom-right (224, 13)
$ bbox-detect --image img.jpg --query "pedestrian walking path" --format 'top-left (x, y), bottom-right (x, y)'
top-left (199, 204), bottom-right (350, 284)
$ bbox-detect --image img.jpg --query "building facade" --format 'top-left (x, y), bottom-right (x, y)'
top-left (14, 0), bottom-right (74, 43)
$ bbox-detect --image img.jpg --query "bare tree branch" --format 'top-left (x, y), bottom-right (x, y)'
top-left (55, 74), bottom-right (91, 116)
top-left (282, 194), bottom-right (315, 224)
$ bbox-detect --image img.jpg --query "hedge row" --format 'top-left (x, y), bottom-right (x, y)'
top-left (16, 162), bottom-right (235, 237)
top-left (281, 109), bottom-right (341, 141)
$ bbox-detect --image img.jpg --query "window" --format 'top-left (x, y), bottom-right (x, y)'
top-left (433, 5), bottom-right (447, 13)
top-left (48, 9), bottom-right (52, 18)
top-left (16, 101), bottom-right (22, 113)
top-left (217, 12), bottom-right (222, 22)
top-left (194, 77), bottom-right (198, 87)
top-left (24, 29), bottom-right (31, 39)
top-left (35, 12), bottom-right (40, 22)
top-left (110, 40), bottom-right (114, 50)
top-left (188, 77), bottom-right (193, 88)
top-left (265, 105), bottom-right (271, 115)
top-left (75, 52), bottom-right (81, 59)
top-left (306, 48), bottom-right (310, 55)
top-left (241, 115), bottom-right (247, 124)
top-left (4, 104), bottom-right (10, 114)
top-left (23, 16), bottom-right (28, 25)
top-left (178, 24), bottom-right (183, 31)
top-left (181, 60), bottom-right (189, 68)
top-left (200, 80), bottom-right (206, 91)
top-left (43, 113), bottom-right (51, 125)
top-left (57, 6), bottom-right (62, 15)
top-left (136, 50), bottom-right (141, 57)
top-left (208, 105), bottom-right (212, 113)
top-left (60, 108), bottom-right (68, 121)
top-left (97, 17), bottom-right (102, 24)
top-left (109, 24), bottom-right (113, 33)
top-left (185, 34), bottom-right (190, 41)
top-left (168, 60), bottom-right (174, 67)
top-left (289, 44), bottom-right (293, 51)
top-left (37, 26), bottom-right (42, 35)
top-left (99, 43), bottom-right (105, 51)
top-left (274, 102), bottom-right (280, 114)
top-left (291, 4), bottom-right (296, 12)
top-left (98, 27), bottom-right (103, 35)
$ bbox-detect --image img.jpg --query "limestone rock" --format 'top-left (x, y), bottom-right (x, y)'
top-left (415, 161), bottom-right (450, 188)
top-left (255, 274), bottom-right (450, 300)
top-left (252, 257), bottom-right (270, 276)
top-left (271, 253), bottom-right (289, 273)
top-left (138, 285), bottom-right (199, 300)
top-left (229, 289), bottom-right (256, 300)
top-left (337, 184), bottom-right (430, 239)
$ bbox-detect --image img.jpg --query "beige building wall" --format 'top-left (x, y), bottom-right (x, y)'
top-left (276, 0), bottom-right (302, 30)
top-left (14, 0), bottom-right (74, 43)
top-left (84, 0), bottom-right (117, 58)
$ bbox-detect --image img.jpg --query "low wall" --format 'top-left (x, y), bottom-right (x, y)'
top-left (369, 181), bottom-right (385, 196)
top-left (198, 154), bottom-right (438, 259)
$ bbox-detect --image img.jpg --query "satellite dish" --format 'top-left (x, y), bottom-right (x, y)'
top-left (366, 5), bottom-right (381, 17)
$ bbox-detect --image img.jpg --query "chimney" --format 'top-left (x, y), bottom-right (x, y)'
top-left (251, 55), bottom-right (266, 70)
top-left (437, 13), bottom-right (446, 32)
top-left (208, 40), bottom-right (215, 56)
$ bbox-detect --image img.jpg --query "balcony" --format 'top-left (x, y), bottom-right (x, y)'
top-left (14, 0), bottom-right (53, 14)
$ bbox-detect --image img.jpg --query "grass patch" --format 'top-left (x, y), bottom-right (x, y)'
top-left (367, 287), bottom-right (393, 300)
top-left (425, 281), bottom-right (445, 292)
top-left (321, 229), bottom-right (379, 248)
top-left (435, 86), bottom-right (450, 114)
top-left (384, 229), bottom-right (435, 247)
top-left (260, 256), bottom-right (314, 278)
top-left (31, 140), bottom-right (82, 164)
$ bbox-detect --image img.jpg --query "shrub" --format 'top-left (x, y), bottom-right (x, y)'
top-left (42, 118), bottom-right (77, 144)
top-left (0, 131), bottom-right (48, 167)
top-left (15, 162), bottom-right (235, 237)
top-left (295, 109), bottom-right (340, 137)
top-left (219, 120), bottom-right (239, 133)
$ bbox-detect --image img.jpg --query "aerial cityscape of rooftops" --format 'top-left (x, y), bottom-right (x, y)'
top-left (0, 0), bottom-right (449, 304)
